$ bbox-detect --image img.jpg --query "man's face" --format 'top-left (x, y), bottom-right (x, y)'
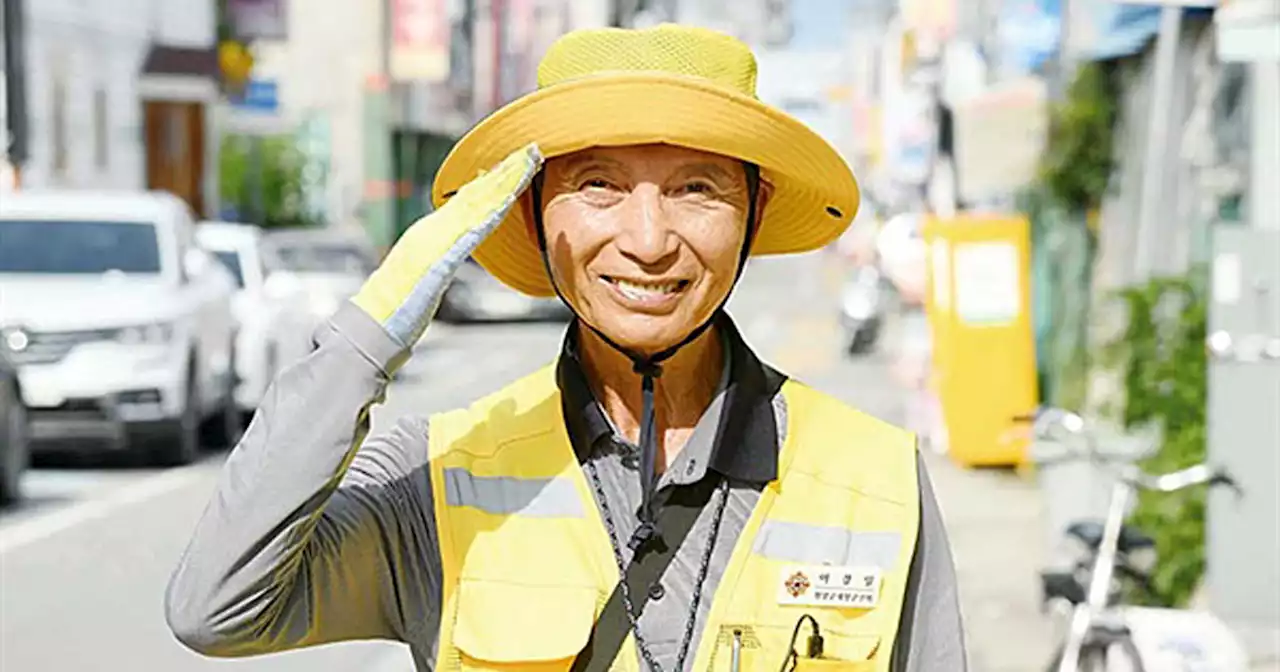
top-left (533, 144), bottom-right (759, 355)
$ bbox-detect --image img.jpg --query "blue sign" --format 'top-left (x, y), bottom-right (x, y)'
top-left (233, 80), bottom-right (279, 114)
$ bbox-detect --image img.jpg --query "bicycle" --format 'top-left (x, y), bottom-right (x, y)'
top-left (1016, 407), bottom-right (1251, 672)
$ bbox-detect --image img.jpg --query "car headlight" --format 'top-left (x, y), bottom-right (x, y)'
top-left (3, 328), bottom-right (30, 353)
top-left (115, 322), bottom-right (175, 345)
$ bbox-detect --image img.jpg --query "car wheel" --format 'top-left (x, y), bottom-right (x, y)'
top-left (202, 349), bottom-right (243, 449)
top-left (147, 370), bottom-right (201, 467)
top-left (0, 387), bottom-right (30, 504)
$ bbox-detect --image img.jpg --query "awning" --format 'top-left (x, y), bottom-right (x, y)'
top-left (1071, 0), bottom-right (1164, 60)
top-left (1069, 0), bottom-right (1217, 62)
top-left (138, 44), bottom-right (220, 103)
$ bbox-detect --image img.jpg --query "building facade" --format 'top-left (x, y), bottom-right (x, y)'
top-left (5, 0), bottom-right (219, 214)
top-left (236, 0), bottom-right (617, 248)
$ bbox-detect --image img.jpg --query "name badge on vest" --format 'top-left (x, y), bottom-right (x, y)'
top-left (777, 564), bottom-right (882, 608)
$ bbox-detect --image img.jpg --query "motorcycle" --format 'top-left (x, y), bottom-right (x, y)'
top-left (839, 264), bottom-right (885, 356)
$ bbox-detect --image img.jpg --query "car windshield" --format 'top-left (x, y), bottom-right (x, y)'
top-left (273, 243), bottom-right (373, 275)
top-left (0, 219), bottom-right (162, 274)
top-left (212, 250), bottom-right (246, 288)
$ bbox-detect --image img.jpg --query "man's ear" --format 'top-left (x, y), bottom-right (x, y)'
top-left (756, 180), bottom-right (775, 216)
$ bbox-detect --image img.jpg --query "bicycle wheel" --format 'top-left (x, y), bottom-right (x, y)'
top-left (1045, 635), bottom-right (1145, 672)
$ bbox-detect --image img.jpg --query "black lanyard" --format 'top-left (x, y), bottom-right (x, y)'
top-left (572, 463), bottom-right (732, 672)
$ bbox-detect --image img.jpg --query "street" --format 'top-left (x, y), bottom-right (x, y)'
top-left (0, 253), bottom-right (1053, 672)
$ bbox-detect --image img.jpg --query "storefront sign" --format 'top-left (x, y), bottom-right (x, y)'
top-left (227, 0), bottom-right (287, 41)
top-left (390, 0), bottom-right (450, 82)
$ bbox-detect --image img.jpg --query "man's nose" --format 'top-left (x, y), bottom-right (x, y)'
top-left (613, 184), bottom-right (678, 266)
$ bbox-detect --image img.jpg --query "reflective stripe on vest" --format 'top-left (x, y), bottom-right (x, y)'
top-left (427, 363), bottom-right (920, 672)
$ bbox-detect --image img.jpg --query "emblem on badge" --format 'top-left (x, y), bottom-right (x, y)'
top-left (777, 564), bottom-right (883, 608)
top-left (784, 571), bottom-right (811, 598)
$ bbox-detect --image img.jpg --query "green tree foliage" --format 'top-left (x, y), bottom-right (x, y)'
top-left (1038, 63), bottom-right (1120, 214)
top-left (218, 135), bottom-right (317, 229)
top-left (1103, 271), bottom-right (1209, 606)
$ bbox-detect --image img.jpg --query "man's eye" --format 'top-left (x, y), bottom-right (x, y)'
top-left (678, 182), bottom-right (715, 196)
top-left (680, 179), bottom-right (721, 192)
top-left (580, 178), bottom-right (612, 190)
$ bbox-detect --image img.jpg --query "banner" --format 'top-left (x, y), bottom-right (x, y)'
top-left (952, 76), bottom-right (1047, 203)
top-left (390, 0), bottom-right (450, 82)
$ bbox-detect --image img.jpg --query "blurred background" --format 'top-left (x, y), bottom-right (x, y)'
top-left (1, 0), bottom-right (1277, 670)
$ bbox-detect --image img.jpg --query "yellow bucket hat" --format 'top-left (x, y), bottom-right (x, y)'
top-left (431, 23), bottom-right (860, 297)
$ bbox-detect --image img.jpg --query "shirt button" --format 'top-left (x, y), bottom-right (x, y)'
top-left (647, 582), bottom-right (666, 601)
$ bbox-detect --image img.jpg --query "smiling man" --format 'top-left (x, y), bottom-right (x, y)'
top-left (166, 24), bottom-right (966, 672)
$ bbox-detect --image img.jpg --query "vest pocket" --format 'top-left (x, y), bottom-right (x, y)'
top-left (791, 659), bottom-right (877, 671)
top-left (707, 627), bottom-right (881, 672)
top-left (453, 580), bottom-right (598, 670)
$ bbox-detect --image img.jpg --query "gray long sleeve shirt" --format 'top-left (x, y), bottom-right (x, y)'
top-left (165, 303), bottom-right (967, 671)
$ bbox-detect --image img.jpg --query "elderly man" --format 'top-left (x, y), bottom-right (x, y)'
top-left (166, 24), bottom-right (966, 672)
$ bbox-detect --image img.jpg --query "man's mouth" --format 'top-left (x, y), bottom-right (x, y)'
top-left (599, 275), bottom-right (690, 302)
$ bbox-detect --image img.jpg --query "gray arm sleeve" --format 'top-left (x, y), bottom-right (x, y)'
top-left (164, 302), bottom-right (443, 658)
top-left (892, 451), bottom-right (969, 672)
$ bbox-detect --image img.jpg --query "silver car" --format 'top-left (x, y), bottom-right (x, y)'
top-left (437, 258), bottom-right (573, 323)
top-left (261, 229), bottom-right (378, 326)
top-left (0, 343), bottom-right (29, 504)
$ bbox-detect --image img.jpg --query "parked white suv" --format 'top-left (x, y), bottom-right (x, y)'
top-left (0, 191), bottom-right (239, 465)
top-left (197, 221), bottom-right (309, 413)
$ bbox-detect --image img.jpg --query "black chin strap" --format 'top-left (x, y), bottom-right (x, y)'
top-left (531, 164), bottom-right (761, 551)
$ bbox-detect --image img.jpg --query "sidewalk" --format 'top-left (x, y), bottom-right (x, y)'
top-left (924, 452), bottom-right (1058, 672)
top-left (795, 254), bottom-right (1062, 669)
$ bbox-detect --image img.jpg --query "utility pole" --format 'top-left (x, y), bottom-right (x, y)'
top-left (1050, 0), bottom-right (1073, 101)
top-left (363, 0), bottom-right (396, 250)
top-left (1133, 5), bottom-right (1183, 280)
top-left (1, 0), bottom-right (29, 190)
top-left (0, 0), bottom-right (9, 189)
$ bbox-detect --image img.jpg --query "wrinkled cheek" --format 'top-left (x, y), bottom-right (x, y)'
top-left (543, 232), bottom-right (579, 288)
top-left (543, 252), bottom-right (594, 313)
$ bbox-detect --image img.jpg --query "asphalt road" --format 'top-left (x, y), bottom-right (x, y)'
top-left (0, 252), bottom-right (1055, 672)
top-left (0, 253), bottom-right (907, 672)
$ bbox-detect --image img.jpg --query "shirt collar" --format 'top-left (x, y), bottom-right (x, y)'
top-left (556, 312), bottom-right (786, 484)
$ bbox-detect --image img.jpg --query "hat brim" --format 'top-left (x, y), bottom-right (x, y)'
top-left (432, 71), bottom-right (859, 298)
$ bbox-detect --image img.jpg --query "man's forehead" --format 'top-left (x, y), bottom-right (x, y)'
top-left (553, 144), bottom-right (741, 177)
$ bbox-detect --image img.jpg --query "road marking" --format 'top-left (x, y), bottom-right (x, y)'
top-left (0, 463), bottom-right (209, 556)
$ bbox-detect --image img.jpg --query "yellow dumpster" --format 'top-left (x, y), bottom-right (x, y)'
top-left (923, 214), bottom-right (1039, 467)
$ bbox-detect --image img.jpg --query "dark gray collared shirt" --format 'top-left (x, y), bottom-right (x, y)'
top-left (165, 303), bottom-right (966, 671)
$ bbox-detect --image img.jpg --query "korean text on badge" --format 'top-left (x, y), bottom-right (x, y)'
top-left (777, 564), bottom-right (882, 608)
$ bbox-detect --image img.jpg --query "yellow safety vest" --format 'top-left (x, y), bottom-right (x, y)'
top-left (427, 363), bottom-right (920, 671)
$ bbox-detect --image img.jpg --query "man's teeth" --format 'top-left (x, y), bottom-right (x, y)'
top-left (614, 279), bottom-right (679, 299)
